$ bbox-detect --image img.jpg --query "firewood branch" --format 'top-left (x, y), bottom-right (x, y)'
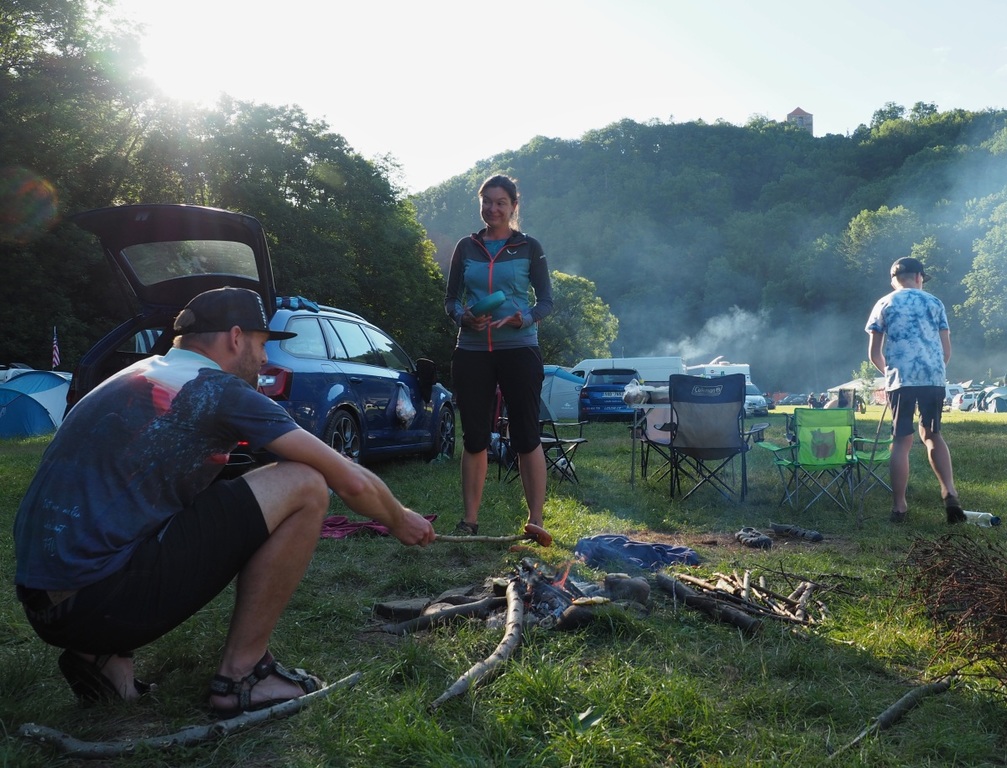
top-left (429, 578), bottom-right (524, 711)
top-left (655, 572), bottom-right (762, 636)
top-left (379, 595), bottom-right (507, 635)
top-left (17, 671), bottom-right (362, 759)
top-left (827, 676), bottom-right (954, 760)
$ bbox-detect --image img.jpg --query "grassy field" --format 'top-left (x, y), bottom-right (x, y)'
top-left (2, 407), bottom-right (1007, 766)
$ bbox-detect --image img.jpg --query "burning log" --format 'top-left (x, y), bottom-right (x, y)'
top-left (429, 578), bottom-right (524, 711)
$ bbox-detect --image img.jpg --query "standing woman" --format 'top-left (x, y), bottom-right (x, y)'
top-left (444, 174), bottom-right (553, 537)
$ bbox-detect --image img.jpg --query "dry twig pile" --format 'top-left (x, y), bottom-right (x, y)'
top-left (656, 567), bottom-right (838, 634)
top-left (903, 533), bottom-right (1007, 686)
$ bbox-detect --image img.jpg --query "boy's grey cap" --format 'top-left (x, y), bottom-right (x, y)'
top-left (173, 287), bottom-right (296, 340)
top-left (891, 256), bottom-right (930, 283)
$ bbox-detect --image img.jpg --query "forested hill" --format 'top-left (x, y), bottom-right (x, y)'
top-left (413, 108), bottom-right (1007, 392)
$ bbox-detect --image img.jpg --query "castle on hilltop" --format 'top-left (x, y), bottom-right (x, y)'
top-left (787, 107), bottom-right (813, 135)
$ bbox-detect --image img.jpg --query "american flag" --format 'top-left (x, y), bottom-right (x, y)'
top-left (52, 326), bottom-right (60, 370)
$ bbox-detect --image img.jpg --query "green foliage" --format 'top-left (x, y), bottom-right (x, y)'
top-left (538, 271), bottom-right (618, 365)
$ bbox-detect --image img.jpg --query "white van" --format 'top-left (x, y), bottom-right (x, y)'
top-left (570, 356), bottom-right (686, 386)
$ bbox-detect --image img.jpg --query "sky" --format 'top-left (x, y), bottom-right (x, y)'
top-left (108, 0), bottom-right (1007, 194)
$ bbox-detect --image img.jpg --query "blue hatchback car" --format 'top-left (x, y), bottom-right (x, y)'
top-left (578, 367), bottom-right (640, 421)
top-left (65, 204), bottom-right (455, 466)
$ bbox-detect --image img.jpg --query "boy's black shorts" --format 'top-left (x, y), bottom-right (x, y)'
top-left (19, 477), bottom-right (268, 654)
top-left (889, 385), bottom-right (944, 438)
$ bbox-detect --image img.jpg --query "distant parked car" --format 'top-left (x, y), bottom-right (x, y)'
top-left (744, 383), bottom-right (770, 417)
top-left (951, 391), bottom-right (978, 411)
top-left (579, 367), bottom-right (640, 421)
top-left (777, 393), bottom-right (808, 406)
top-left (65, 204), bottom-right (455, 467)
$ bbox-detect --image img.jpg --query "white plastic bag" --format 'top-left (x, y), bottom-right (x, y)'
top-left (622, 379), bottom-right (647, 405)
top-left (395, 383), bottom-right (416, 426)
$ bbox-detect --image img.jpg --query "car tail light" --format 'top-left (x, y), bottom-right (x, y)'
top-left (258, 364), bottom-right (291, 400)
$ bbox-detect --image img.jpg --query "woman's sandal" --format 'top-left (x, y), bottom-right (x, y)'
top-left (58, 649), bottom-right (155, 703)
top-left (453, 520), bottom-right (479, 536)
top-left (209, 651), bottom-right (325, 719)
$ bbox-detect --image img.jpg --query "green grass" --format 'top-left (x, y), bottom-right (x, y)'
top-left (3, 409), bottom-right (1007, 766)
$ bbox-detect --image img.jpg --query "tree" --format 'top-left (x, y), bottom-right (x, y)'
top-left (871, 102), bottom-right (906, 128)
top-left (537, 272), bottom-right (618, 366)
top-left (962, 206), bottom-right (1007, 344)
top-left (853, 360), bottom-right (879, 403)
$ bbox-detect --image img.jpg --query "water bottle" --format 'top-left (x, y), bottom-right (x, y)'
top-left (964, 510), bottom-right (1001, 527)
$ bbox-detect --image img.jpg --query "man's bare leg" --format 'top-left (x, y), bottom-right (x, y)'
top-left (209, 461), bottom-right (329, 709)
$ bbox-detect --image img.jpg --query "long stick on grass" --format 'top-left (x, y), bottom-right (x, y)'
top-left (17, 672), bottom-right (362, 758)
top-left (380, 596), bottom-right (507, 635)
top-left (428, 578), bottom-right (524, 711)
top-left (827, 676), bottom-right (954, 760)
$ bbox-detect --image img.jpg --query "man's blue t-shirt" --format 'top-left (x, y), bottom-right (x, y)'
top-left (865, 287), bottom-right (949, 390)
top-left (14, 348), bottom-right (298, 591)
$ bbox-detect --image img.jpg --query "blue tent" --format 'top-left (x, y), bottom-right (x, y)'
top-left (542, 365), bottom-right (584, 421)
top-left (0, 370), bottom-right (69, 438)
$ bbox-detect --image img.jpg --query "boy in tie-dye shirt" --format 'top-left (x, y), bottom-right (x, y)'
top-left (865, 257), bottom-right (965, 525)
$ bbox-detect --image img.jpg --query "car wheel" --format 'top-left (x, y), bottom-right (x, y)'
top-left (426, 406), bottom-right (455, 461)
top-left (325, 410), bottom-right (362, 463)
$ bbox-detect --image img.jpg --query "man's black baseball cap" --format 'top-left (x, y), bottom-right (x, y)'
top-left (173, 287), bottom-right (296, 340)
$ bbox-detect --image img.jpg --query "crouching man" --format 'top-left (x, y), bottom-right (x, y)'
top-left (13, 287), bottom-right (435, 716)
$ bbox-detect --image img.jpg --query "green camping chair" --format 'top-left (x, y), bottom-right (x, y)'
top-left (759, 407), bottom-right (857, 513)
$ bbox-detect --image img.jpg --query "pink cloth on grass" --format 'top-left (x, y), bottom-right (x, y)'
top-left (320, 514), bottom-right (437, 540)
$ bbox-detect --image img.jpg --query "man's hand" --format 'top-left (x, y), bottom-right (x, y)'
top-left (388, 509), bottom-right (436, 546)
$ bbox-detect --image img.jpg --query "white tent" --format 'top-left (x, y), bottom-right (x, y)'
top-left (829, 377), bottom-right (886, 404)
top-left (542, 366), bottom-right (584, 421)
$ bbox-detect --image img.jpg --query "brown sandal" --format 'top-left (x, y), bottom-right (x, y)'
top-left (209, 651), bottom-right (324, 719)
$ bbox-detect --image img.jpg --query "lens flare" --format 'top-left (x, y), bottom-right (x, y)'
top-left (0, 167), bottom-right (59, 243)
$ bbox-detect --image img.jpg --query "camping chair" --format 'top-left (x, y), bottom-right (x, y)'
top-left (850, 402), bottom-right (893, 526)
top-left (538, 398), bottom-right (588, 483)
top-left (759, 407), bottom-right (857, 513)
top-left (639, 404), bottom-right (674, 484)
top-left (498, 396), bottom-right (588, 484)
top-left (666, 373), bottom-right (765, 501)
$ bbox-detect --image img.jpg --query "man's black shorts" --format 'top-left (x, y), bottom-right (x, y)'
top-left (19, 477), bottom-right (268, 654)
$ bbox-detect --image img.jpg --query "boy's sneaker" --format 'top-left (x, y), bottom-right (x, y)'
top-left (944, 495), bottom-right (966, 524)
top-left (453, 520), bottom-right (479, 536)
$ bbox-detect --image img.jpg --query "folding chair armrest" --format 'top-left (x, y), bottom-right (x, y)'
top-left (743, 421), bottom-right (770, 444)
top-left (553, 419), bottom-right (588, 437)
top-left (755, 439), bottom-right (792, 456)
